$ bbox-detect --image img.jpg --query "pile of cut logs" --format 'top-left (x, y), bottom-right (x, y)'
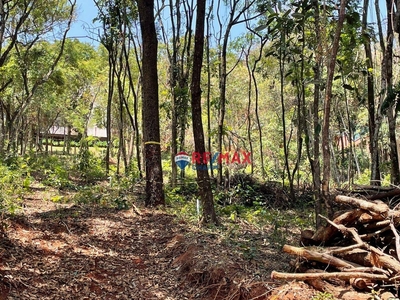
top-left (272, 191), bottom-right (400, 299)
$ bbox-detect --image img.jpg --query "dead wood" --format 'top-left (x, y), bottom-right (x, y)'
top-left (380, 291), bottom-right (397, 300)
top-left (319, 215), bottom-right (364, 245)
top-left (352, 185), bottom-right (394, 193)
top-left (349, 277), bottom-right (373, 290)
top-left (282, 245), bottom-right (361, 270)
top-left (358, 225), bottom-right (391, 241)
top-left (334, 249), bottom-right (372, 267)
top-left (369, 249), bottom-right (400, 274)
top-left (132, 203), bottom-right (142, 215)
top-left (335, 195), bottom-right (389, 216)
top-left (272, 192), bottom-right (400, 297)
top-left (390, 221), bottom-right (400, 261)
top-left (362, 219), bottom-right (391, 231)
top-left (303, 270), bottom-right (349, 297)
top-left (300, 229), bottom-right (315, 246)
top-left (271, 270), bottom-right (388, 281)
top-left (321, 215), bottom-right (400, 274)
top-left (311, 209), bottom-right (363, 244)
top-left (357, 211), bottom-right (385, 223)
top-left (367, 188), bottom-right (400, 200)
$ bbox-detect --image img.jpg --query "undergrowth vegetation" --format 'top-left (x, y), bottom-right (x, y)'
top-left (0, 152), bottom-right (314, 250)
top-left (165, 176), bottom-right (315, 249)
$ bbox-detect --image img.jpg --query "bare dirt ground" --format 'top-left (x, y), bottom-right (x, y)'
top-left (0, 196), bottom-right (319, 300)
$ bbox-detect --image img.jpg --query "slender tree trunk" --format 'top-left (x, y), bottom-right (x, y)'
top-left (0, 103), bottom-right (3, 155)
top-left (247, 30), bottom-right (267, 178)
top-left (385, 0), bottom-right (400, 184)
top-left (362, 0), bottom-right (380, 185)
top-left (137, 0), bottom-right (165, 206)
top-left (168, 0), bottom-right (179, 188)
top-left (123, 37), bottom-right (142, 178)
top-left (191, 0), bottom-right (217, 224)
top-left (372, 0), bottom-right (386, 185)
top-left (278, 39), bottom-right (293, 198)
top-left (105, 52), bottom-right (115, 175)
top-left (206, 4), bottom-right (213, 177)
top-left (245, 43), bottom-right (254, 175)
top-left (321, 0), bottom-right (347, 218)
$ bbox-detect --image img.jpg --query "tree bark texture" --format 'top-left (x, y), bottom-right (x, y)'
top-left (191, 0), bottom-right (217, 224)
top-left (137, 0), bottom-right (165, 206)
top-left (321, 0), bottom-right (347, 218)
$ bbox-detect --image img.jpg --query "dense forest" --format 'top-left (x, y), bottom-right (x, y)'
top-left (1, 0), bottom-right (400, 298)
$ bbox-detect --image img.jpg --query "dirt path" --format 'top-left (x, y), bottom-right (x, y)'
top-left (0, 199), bottom-right (317, 299)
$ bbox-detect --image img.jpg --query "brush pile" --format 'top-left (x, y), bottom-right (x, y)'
top-left (271, 192), bottom-right (400, 299)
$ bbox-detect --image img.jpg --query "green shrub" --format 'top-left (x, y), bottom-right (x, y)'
top-left (77, 137), bottom-right (106, 182)
top-left (0, 163), bottom-right (31, 214)
top-left (27, 154), bottom-right (73, 189)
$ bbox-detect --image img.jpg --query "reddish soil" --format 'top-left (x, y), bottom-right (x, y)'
top-left (0, 198), bottom-right (320, 300)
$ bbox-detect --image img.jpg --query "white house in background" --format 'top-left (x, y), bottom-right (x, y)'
top-left (87, 126), bottom-right (107, 139)
top-left (45, 126), bottom-right (107, 141)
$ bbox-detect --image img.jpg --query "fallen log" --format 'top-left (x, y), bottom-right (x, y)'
top-left (311, 209), bottom-right (363, 244)
top-left (367, 188), bottom-right (400, 201)
top-left (304, 270), bottom-right (371, 300)
top-left (321, 215), bottom-right (400, 274)
top-left (349, 277), bottom-right (373, 290)
top-left (335, 195), bottom-right (389, 216)
top-left (271, 270), bottom-right (389, 281)
top-left (283, 245), bottom-right (361, 270)
top-left (358, 211), bottom-right (385, 223)
top-left (272, 192), bottom-right (400, 297)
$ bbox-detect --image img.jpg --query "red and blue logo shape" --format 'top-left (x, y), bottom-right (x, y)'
top-left (174, 151), bottom-right (191, 170)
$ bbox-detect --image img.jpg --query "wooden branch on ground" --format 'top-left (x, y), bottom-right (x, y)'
top-left (311, 209), bottom-right (363, 244)
top-left (282, 245), bottom-right (361, 270)
top-left (319, 215), bottom-right (364, 245)
top-left (320, 215), bottom-right (400, 274)
top-left (303, 270), bottom-right (373, 300)
top-left (367, 188), bottom-right (400, 200)
top-left (272, 193), bottom-right (400, 296)
top-left (271, 270), bottom-right (388, 281)
top-left (335, 195), bottom-right (389, 216)
top-left (390, 221), bottom-right (400, 261)
top-left (132, 204), bottom-right (142, 216)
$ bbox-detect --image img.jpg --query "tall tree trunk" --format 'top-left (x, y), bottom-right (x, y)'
top-left (206, 4), bottom-right (213, 177)
top-left (0, 103), bottom-right (4, 155)
top-left (278, 35), bottom-right (295, 200)
top-left (105, 53), bottom-right (115, 175)
top-left (373, 0), bottom-right (386, 185)
top-left (362, 0), bottom-right (380, 185)
top-left (215, 0), bottom-right (253, 185)
top-left (123, 36), bottom-right (142, 178)
top-left (166, 0), bottom-right (179, 188)
top-left (191, 0), bottom-right (217, 224)
top-left (137, 0), bottom-right (165, 206)
top-left (321, 0), bottom-right (347, 218)
top-left (246, 27), bottom-right (267, 178)
top-left (385, 0), bottom-right (400, 184)
top-left (245, 41), bottom-right (254, 175)
top-left (306, 29), bottom-right (321, 224)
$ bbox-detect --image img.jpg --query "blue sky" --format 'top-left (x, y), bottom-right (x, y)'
top-left (67, 0), bottom-right (388, 46)
top-left (67, 0), bottom-right (99, 44)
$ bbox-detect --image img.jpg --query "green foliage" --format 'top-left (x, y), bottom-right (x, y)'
top-left (311, 292), bottom-right (335, 300)
top-left (43, 164), bottom-right (71, 189)
top-left (0, 157), bottom-right (31, 214)
top-left (77, 138), bottom-right (106, 182)
top-left (71, 186), bottom-right (102, 206)
top-left (354, 168), bottom-right (371, 185)
top-left (165, 182), bottom-right (201, 223)
top-left (27, 154), bottom-right (73, 189)
top-left (218, 203), bottom-right (313, 248)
